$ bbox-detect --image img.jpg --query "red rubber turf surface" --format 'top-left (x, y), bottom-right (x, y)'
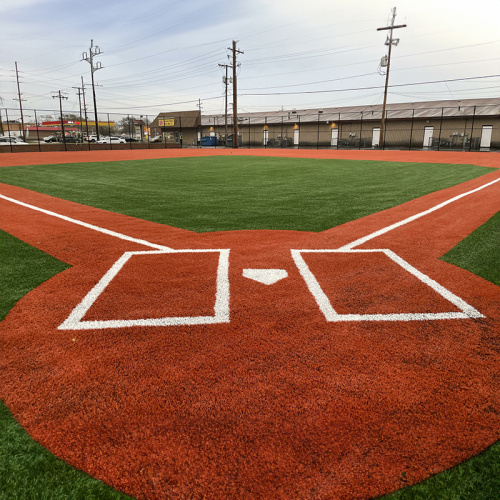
top-left (0, 149), bottom-right (499, 499)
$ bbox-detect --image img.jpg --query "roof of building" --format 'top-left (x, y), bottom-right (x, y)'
top-left (201, 97), bottom-right (500, 125)
top-left (151, 110), bottom-right (201, 128)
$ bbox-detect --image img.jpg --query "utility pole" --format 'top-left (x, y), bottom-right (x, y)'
top-left (82, 40), bottom-right (103, 139)
top-left (15, 62), bottom-right (26, 140)
top-left (377, 7), bottom-right (406, 148)
top-left (229, 41), bottom-right (243, 148)
top-left (218, 63), bottom-right (231, 147)
top-left (72, 85), bottom-right (84, 139)
top-left (52, 90), bottom-right (68, 150)
top-left (81, 76), bottom-right (90, 140)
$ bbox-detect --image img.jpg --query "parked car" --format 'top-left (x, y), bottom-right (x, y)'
top-left (64, 136), bottom-right (83, 143)
top-left (0, 136), bottom-right (28, 145)
top-left (43, 135), bottom-right (60, 143)
top-left (96, 136), bottom-right (126, 144)
top-left (122, 136), bottom-right (140, 142)
top-left (86, 135), bottom-right (98, 142)
top-left (149, 135), bottom-right (162, 143)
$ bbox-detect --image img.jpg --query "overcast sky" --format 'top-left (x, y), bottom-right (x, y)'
top-left (1, 0), bottom-right (499, 121)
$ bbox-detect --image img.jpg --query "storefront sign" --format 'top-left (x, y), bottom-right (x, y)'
top-left (159, 118), bottom-right (175, 127)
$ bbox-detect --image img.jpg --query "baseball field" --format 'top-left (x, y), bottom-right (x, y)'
top-left (0, 148), bottom-right (498, 499)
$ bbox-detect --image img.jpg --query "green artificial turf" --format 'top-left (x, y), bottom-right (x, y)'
top-left (0, 156), bottom-right (495, 232)
top-left (0, 156), bottom-right (498, 499)
top-left (0, 231), bottom-right (132, 499)
top-left (440, 211), bottom-right (500, 286)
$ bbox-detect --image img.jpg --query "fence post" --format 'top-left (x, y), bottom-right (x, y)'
top-left (34, 109), bottom-right (41, 152)
top-left (437, 107), bottom-right (444, 151)
top-left (409, 108), bottom-right (415, 150)
top-left (469, 106), bottom-right (476, 151)
top-left (298, 114), bottom-right (301, 149)
top-left (146, 116), bottom-right (150, 148)
top-left (317, 112), bottom-right (320, 149)
top-left (359, 111), bottom-right (363, 150)
top-left (179, 116), bottom-right (183, 148)
top-left (108, 113), bottom-right (112, 150)
top-left (5, 109), bottom-right (13, 152)
top-left (337, 113), bottom-right (341, 149)
top-left (281, 116), bottom-right (284, 149)
top-left (264, 116), bottom-right (267, 148)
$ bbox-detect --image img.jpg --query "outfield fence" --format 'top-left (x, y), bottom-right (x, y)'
top-left (1, 103), bottom-right (499, 153)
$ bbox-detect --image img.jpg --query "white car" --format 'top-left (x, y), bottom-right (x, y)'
top-left (0, 136), bottom-right (28, 145)
top-left (96, 136), bottom-right (126, 144)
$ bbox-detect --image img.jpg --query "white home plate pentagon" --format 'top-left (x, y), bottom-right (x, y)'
top-left (242, 268), bottom-right (288, 285)
top-left (292, 249), bottom-right (483, 322)
top-left (58, 249), bottom-right (230, 330)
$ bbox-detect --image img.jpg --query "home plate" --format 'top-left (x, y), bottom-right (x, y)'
top-left (243, 269), bottom-right (288, 285)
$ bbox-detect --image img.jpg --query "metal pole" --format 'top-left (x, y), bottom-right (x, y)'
top-left (5, 109), bottom-right (13, 152)
top-left (34, 109), bottom-right (41, 152)
top-left (298, 115), bottom-right (301, 149)
top-left (281, 116), bottom-right (284, 149)
top-left (469, 106), bottom-right (476, 151)
top-left (359, 111), bottom-right (363, 150)
top-left (437, 107), bottom-right (444, 151)
top-left (409, 107), bottom-right (415, 150)
top-left (317, 113), bottom-right (320, 149)
top-left (108, 113), bottom-right (112, 150)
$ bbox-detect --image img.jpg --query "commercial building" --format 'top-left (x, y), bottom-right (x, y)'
top-left (200, 98), bottom-right (500, 150)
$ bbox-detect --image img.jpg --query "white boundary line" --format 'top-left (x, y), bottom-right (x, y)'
top-left (339, 177), bottom-right (500, 250)
top-left (2, 175), bottom-right (496, 327)
top-left (0, 193), bottom-right (171, 251)
top-left (291, 249), bottom-right (484, 322)
top-left (58, 249), bottom-right (230, 330)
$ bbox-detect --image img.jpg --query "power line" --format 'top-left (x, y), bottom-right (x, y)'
top-left (239, 74), bottom-right (500, 97)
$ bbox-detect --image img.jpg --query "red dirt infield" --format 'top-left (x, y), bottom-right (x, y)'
top-left (0, 149), bottom-right (499, 499)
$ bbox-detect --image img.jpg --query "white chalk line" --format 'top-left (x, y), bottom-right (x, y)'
top-left (58, 249), bottom-right (231, 330)
top-left (291, 249), bottom-right (484, 322)
top-left (0, 193), bottom-right (171, 251)
top-left (2, 176), bottom-right (496, 327)
top-left (340, 177), bottom-right (500, 250)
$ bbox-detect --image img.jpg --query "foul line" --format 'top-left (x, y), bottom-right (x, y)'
top-left (340, 177), bottom-right (500, 250)
top-left (0, 193), bottom-right (171, 251)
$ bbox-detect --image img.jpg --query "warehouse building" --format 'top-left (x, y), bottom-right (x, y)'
top-left (200, 97), bottom-right (500, 150)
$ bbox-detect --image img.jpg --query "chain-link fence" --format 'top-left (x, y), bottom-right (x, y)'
top-left (1, 103), bottom-right (499, 152)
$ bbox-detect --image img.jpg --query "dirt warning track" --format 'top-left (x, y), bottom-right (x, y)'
top-left (0, 151), bottom-right (499, 499)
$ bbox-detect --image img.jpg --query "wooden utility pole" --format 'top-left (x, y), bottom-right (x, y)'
top-left (377, 7), bottom-right (406, 148)
top-left (218, 63), bottom-right (231, 146)
top-left (82, 40), bottom-right (103, 139)
top-left (81, 76), bottom-right (90, 140)
top-left (52, 90), bottom-right (68, 150)
top-left (15, 62), bottom-right (26, 140)
top-left (229, 41), bottom-right (243, 148)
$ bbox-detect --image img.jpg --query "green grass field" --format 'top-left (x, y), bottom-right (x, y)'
top-left (0, 156), bottom-right (498, 499)
top-left (0, 156), bottom-right (495, 232)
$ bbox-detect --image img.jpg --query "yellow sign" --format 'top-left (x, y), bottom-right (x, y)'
top-left (159, 118), bottom-right (175, 127)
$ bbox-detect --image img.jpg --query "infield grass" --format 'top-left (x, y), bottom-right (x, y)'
top-left (0, 156), bottom-right (495, 232)
top-left (1, 156), bottom-right (498, 498)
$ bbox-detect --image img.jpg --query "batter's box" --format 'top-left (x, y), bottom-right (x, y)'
top-left (291, 249), bottom-right (484, 322)
top-left (58, 249), bottom-right (230, 330)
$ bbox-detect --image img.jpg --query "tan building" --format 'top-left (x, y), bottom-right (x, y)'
top-left (201, 98), bottom-right (500, 150)
top-left (150, 110), bottom-right (201, 147)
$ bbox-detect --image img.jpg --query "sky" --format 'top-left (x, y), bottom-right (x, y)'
top-left (1, 0), bottom-right (499, 122)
